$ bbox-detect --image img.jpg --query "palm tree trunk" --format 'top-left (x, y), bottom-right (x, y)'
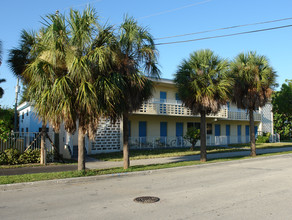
top-left (123, 113), bottom-right (130, 169)
top-left (249, 109), bottom-right (256, 157)
top-left (40, 123), bottom-right (47, 165)
top-left (200, 111), bottom-right (207, 162)
top-left (78, 126), bottom-right (86, 171)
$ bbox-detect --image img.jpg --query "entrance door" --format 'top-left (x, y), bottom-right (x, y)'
top-left (139, 121), bottom-right (147, 144)
top-left (160, 122), bottom-right (167, 144)
top-left (237, 125), bottom-right (242, 143)
top-left (160, 91), bottom-right (167, 114)
top-left (226, 125), bottom-right (230, 145)
top-left (176, 122), bottom-right (183, 146)
top-left (245, 125), bottom-right (250, 143)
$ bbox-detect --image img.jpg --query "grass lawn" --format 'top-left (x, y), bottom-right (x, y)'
top-left (1, 150), bottom-right (292, 185)
top-left (229, 142), bottom-right (292, 149)
top-left (91, 142), bottom-right (292, 161)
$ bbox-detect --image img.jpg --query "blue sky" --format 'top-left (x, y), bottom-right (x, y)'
top-left (1, 0), bottom-right (292, 108)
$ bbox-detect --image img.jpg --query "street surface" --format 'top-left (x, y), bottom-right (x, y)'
top-left (1, 154), bottom-right (292, 219)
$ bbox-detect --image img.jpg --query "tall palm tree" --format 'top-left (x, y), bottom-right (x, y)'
top-left (174, 49), bottom-right (231, 162)
top-left (116, 16), bottom-right (160, 169)
top-left (230, 52), bottom-right (276, 157)
top-left (24, 8), bottom-right (120, 170)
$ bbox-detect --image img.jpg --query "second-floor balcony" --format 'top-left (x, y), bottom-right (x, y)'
top-left (135, 98), bottom-right (261, 121)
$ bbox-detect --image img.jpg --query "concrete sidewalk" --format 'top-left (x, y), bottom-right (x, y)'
top-left (1, 147), bottom-right (292, 176)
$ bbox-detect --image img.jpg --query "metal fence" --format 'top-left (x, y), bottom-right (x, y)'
top-left (128, 134), bottom-right (281, 149)
top-left (0, 132), bottom-right (54, 153)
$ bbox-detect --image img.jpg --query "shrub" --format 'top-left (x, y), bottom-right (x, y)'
top-left (18, 149), bottom-right (40, 164)
top-left (256, 132), bottom-right (271, 143)
top-left (0, 152), bottom-right (8, 165)
top-left (4, 148), bottom-right (21, 165)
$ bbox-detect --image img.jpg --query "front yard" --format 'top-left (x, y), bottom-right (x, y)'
top-left (91, 142), bottom-right (292, 161)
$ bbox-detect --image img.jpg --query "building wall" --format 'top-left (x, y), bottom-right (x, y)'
top-left (261, 103), bottom-right (274, 135)
top-left (129, 115), bottom-right (259, 138)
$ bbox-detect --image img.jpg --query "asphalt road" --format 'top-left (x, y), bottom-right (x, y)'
top-left (1, 154), bottom-right (292, 220)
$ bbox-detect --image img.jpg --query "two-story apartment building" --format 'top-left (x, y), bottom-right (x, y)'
top-left (89, 78), bottom-right (274, 154)
top-left (18, 78), bottom-right (274, 158)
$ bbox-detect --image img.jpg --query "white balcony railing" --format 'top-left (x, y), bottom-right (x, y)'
top-left (128, 134), bottom-right (280, 149)
top-left (135, 98), bottom-right (261, 121)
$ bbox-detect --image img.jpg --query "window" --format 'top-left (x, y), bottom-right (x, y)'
top-left (39, 127), bottom-right (49, 132)
top-left (26, 111), bottom-right (28, 116)
top-left (187, 122), bottom-right (200, 129)
top-left (26, 128), bottom-right (28, 132)
top-left (128, 121), bottom-right (131, 137)
top-left (22, 112), bottom-right (24, 119)
top-left (207, 124), bottom-right (212, 135)
top-left (21, 128), bottom-right (24, 132)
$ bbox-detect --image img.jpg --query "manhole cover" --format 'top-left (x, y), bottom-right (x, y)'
top-left (134, 196), bottom-right (160, 204)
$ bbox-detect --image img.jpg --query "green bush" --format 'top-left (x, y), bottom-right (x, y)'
top-left (4, 148), bottom-right (21, 165)
top-left (256, 132), bottom-right (271, 143)
top-left (0, 152), bottom-right (8, 165)
top-left (0, 149), bottom-right (41, 165)
top-left (18, 149), bottom-right (40, 164)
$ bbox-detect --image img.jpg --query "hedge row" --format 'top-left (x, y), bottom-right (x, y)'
top-left (0, 149), bottom-right (40, 165)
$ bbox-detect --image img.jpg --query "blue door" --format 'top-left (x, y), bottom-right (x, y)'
top-left (226, 125), bottom-right (230, 144)
top-left (160, 91), bottom-right (167, 114)
top-left (160, 122), bottom-right (167, 144)
top-left (175, 93), bottom-right (182, 114)
top-left (245, 125), bottom-right (250, 142)
top-left (176, 123), bottom-right (183, 146)
top-left (215, 124), bottom-right (221, 136)
top-left (255, 126), bottom-right (258, 137)
top-left (237, 125), bottom-right (242, 143)
top-left (139, 121), bottom-right (147, 144)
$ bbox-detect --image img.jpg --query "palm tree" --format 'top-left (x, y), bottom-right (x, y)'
top-left (230, 52), bottom-right (276, 157)
top-left (116, 16), bottom-right (160, 169)
top-left (24, 8), bottom-right (120, 170)
top-left (174, 49), bottom-right (231, 162)
top-left (0, 40), bottom-right (5, 99)
top-left (0, 79), bottom-right (5, 99)
top-left (6, 30), bottom-right (50, 164)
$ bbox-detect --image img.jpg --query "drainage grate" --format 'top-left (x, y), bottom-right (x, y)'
top-left (134, 196), bottom-right (160, 204)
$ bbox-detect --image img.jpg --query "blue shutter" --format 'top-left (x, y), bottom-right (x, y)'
top-left (255, 126), bottom-right (258, 137)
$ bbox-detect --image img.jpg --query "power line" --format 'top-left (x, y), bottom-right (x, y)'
top-left (138, 0), bottom-right (212, 20)
top-left (155, 24), bottom-right (292, 46)
top-left (155, 17), bottom-right (292, 40)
